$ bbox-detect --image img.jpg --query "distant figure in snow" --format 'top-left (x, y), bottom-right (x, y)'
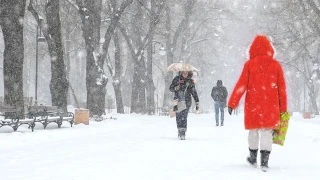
top-left (211, 80), bottom-right (228, 126)
top-left (227, 35), bottom-right (287, 172)
top-left (169, 71), bottom-right (199, 140)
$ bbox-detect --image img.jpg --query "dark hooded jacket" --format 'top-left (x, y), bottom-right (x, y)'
top-left (169, 72), bottom-right (199, 108)
top-left (211, 80), bottom-right (228, 103)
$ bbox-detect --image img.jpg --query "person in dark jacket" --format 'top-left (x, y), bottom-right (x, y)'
top-left (211, 80), bottom-right (228, 126)
top-left (169, 71), bottom-right (199, 140)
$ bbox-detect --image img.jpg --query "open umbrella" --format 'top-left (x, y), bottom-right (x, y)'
top-left (166, 62), bottom-right (199, 72)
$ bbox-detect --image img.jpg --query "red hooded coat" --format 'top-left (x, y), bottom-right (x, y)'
top-left (228, 35), bottom-right (287, 130)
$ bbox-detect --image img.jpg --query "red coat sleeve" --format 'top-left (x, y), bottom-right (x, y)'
top-left (228, 61), bottom-right (250, 109)
top-left (277, 63), bottom-right (287, 112)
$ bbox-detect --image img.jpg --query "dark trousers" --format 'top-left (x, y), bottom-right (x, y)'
top-left (176, 109), bottom-right (189, 129)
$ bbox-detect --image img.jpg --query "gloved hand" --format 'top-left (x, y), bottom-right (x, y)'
top-left (196, 102), bottom-right (199, 111)
top-left (174, 85), bottom-right (180, 91)
top-left (228, 106), bottom-right (233, 115)
top-left (173, 105), bottom-right (178, 112)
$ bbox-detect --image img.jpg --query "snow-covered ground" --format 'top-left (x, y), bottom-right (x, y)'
top-left (0, 111), bottom-right (319, 180)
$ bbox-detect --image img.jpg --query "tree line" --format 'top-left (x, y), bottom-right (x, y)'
top-left (0, 0), bottom-right (319, 116)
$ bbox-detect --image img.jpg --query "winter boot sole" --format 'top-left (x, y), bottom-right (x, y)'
top-left (260, 150), bottom-right (270, 172)
top-left (178, 135), bottom-right (185, 140)
top-left (178, 128), bottom-right (186, 140)
top-left (246, 157), bottom-right (257, 168)
top-left (261, 166), bottom-right (268, 172)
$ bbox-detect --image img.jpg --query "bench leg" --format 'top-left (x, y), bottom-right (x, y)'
top-left (31, 122), bottom-right (35, 132)
top-left (57, 120), bottom-right (62, 128)
top-left (12, 124), bottom-right (18, 132)
top-left (43, 122), bottom-right (47, 129)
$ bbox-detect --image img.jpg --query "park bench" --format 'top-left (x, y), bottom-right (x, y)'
top-left (29, 105), bottom-right (74, 129)
top-left (0, 105), bottom-right (74, 132)
top-left (0, 105), bottom-right (36, 132)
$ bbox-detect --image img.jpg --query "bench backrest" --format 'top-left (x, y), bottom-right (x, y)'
top-left (29, 105), bottom-right (46, 111)
top-left (45, 106), bottom-right (59, 112)
top-left (0, 105), bottom-right (16, 112)
top-left (28, 105), bottom-right (67, 117)
top-left (28, 105), bottom-right (46, 118)
top-left (28, 105), bottom-right (60, 112)
top-left (0, 105), bottom-right (18, 119)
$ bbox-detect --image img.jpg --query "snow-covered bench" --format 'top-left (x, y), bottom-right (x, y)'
top-left (0, 105), bottom-right (36, 132)
top-left (31, 105), bottom-right (74, 129)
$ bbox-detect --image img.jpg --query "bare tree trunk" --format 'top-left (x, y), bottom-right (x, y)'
top-left (129, 55), bottom-right (147, 114)
top-left (130, 62), bottom-right (140, 113)
top-left (112, 31), bottom-right (124, 113)
top-left (309, 83), bottom-right (319, 115)
top-left (65, 24), bottom-right (72, 105)
top-left (163, 5), bottom-right (174, 110)
top-left (76, 0), bottom-right (105, 116)
top-left (0, 0), bottom-right (26, 114)
top-left (119, 0), bottom-right (164, 114)
top-left (46, 0), bottom-right (69, 112)
top-left (28, 0), bottom-right (69, 111)
top-left (147, 39), bottom-right (155, 115)
top-left (138, 55), bottom-right (147, 114)
top-left (146, 0), bottom-right (158, 115)
top-left (129, 2), bottom-right (146, 114)
top-left (76, 0), bottom-right (132, 116)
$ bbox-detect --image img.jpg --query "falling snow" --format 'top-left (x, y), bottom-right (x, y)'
top-left (0, 1), bottom-right (319, 179)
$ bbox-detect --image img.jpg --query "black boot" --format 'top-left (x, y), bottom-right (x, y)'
top-left (178, 128), bottom-right (186, 140)
top-left (246, 148), bottom-right (258, 167)
top-left (260, 150), bottom-right (271, 172)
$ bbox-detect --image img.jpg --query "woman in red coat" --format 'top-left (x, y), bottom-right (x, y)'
top-left (228, 35), bottom-right (287, 172)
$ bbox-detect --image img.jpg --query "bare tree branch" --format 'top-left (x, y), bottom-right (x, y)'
top-left (63, 0), bottom-right (79, 10)
top-left (100, 0), bottom-right (134, 62)
top-left (110, 0), bottom-right (117, 11)
top-left (105, 54), bottom-right (114, 76)
top-left (118, 22), bottom-right (136, 56)
top-left (27, 0), bottom-right (41, 24)
top-left (137, 0), bottom-right (152, 14)
top-left (171, 0), bottom-right (195, 49)
top-left (307, 0), bottom-right (320, 17)
top-left (186, 18), bottom-right (212, 44)
top-left (119, 0), bottom-right (164, 58)
top-left (139, 1), bottom-right (164, 53)
top-left (186, 38), bottom-right (212, 50)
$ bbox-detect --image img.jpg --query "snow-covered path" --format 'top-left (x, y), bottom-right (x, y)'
top-left (0, 112), bottom-right (319, 180)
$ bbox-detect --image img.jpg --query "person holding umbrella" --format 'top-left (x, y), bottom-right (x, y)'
top-left (168, 62), bottom-right (199, 140)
